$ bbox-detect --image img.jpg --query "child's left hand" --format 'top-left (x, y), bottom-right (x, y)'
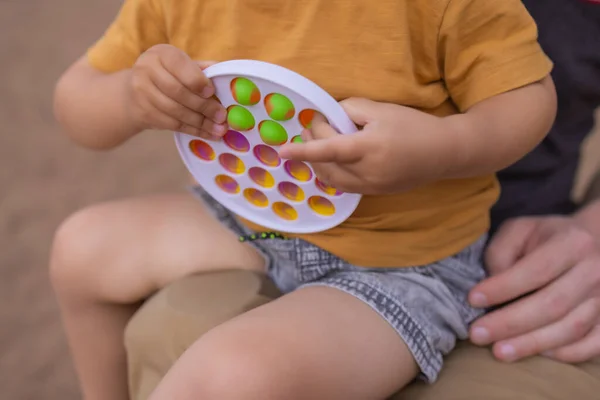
top-left (278, 98), bottom-right (448, 195)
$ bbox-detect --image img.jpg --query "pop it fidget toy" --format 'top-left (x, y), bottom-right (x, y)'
top-left (174, 60), bottom-right (362, 233)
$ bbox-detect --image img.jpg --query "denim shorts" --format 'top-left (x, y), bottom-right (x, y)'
top-left (193, 187), bottom-right (487, 382)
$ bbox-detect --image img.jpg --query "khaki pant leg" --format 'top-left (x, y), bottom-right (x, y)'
top-left (124, 270), bottom-right (280, 400)
top-left (394, 341), bottom-right (600, 400)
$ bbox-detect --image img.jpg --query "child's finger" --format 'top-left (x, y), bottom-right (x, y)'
top-left (309, 113), bottom-right (338, 141)
top-left (196, 60), bottom-right (218, 70)
top-left (279, 134), bottom-right (363, 164)
top-left (160, 48), bottom-right (215, 98)
top-left (150, 66), bottom-right (226, 125)
top-left (311, 163), bottom-right (360, 194)
top-left (144, 81), bottom-right (225, 137)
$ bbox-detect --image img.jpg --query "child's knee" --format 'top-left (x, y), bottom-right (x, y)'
top-left (50, 205), bottom-right (113, 294)
top-left (155, 330), bottom-right (295, 400)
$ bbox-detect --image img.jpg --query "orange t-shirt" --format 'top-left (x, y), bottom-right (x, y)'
top-left (87, 0), bottom-right (553, 267)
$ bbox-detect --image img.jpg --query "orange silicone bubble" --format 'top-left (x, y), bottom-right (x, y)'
top-left (243, 188), bottom-right (269, 208)
top-left (298, 109), bottom-right (325, 129)
top-left (278, 181), bottom-right (305, 202)
top-left (253, 144), bottom-right (281, 168)
top-left (248, 167), bottom-right (275, 188)
top-left (308, 196), bottom-right (336, 216)
top-left (215, 175), bottom-right (240, 194)
top-left (219, 153), bottom-right (245, 174)
top-left (315, 178), bottom-right (342, 196)
top-left (272, 202), bottom-right (298, 221)
top-left (284, 160), bottom-right (313, 182)
top-left (189, 139), bottom-right (215, 161)
top-left (223, 130), bottom-right (250, 153)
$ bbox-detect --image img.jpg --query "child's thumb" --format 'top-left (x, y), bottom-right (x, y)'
top-left (196, 60), bottom-right (218, 70)
top-left (339, 97), bottom-right (379, 126)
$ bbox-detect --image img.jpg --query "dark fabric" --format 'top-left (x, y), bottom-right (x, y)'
top-left (491, 0), bottom-right (600, 233)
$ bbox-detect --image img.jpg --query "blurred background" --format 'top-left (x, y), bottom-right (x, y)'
top-left (0, 1), bottom-right (598, 400)
top-left (1, 1), bottom-right (189, 398)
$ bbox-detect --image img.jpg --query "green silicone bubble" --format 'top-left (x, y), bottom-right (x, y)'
top-left (265, 93), bottom-right (295, 121)
top-left (227, 105), bottom-right (255, 131)
top-left (230, 78), bottom-right (261, 106)
top-left (259, 120), bottom-right (288, 146)
top-left (291, 135), bottom-right (303, 144)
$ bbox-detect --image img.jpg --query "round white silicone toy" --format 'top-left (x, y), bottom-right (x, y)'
top-left (173, 59), bottom-right (362, 234)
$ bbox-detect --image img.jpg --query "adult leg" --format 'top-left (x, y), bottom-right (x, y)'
top-left (396, 341), bottom-right (600, 400)
top-left (50, 193), bottom-right (265, 400)
top-left (148, 286), bottom-right (419, 400)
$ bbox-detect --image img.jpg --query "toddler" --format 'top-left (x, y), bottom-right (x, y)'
top-left (51, 0), bottom-right (557, 399)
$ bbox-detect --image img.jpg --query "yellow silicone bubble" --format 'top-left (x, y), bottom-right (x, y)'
top-left (308, 196), bottom-right (336, 216)
top-left (315, 178), bottom-right (343, 196)
top-left (219, 153), bottom-right (245, 174)
top-left (215, 175), bottom-right (240, 194)
top-left (243, 188), bottom-right (269, 208)
top-left (248, 167), bottom-right (275, 188)
top-left (253, 145), bottom-right (281, 168)
top-left (272, 202), bottom-right (298, 221)
top-left (189, 139), bottom-right (215, 161)
top-left (284, 160), bottom-right (313, 182)
top-left (278, 182), bottom-right (305, 202)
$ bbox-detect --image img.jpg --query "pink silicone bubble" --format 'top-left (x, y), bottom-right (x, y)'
top-left (243, 188), bottom-right (269, 208)
top-left (284, 160), bottom-right (313, 182)
top-left (215, 175), bottom-right (240, 195)
top-left (223, 130), bottom-right (250, 153)
top-left (253, 145), bottom-right (281, 168)
top-left (248, 167), bottom-right (275, 188)
top-left (278, 182), bottom-right (305, 202)
top-left (308, 196), bottom-right (336, 216)
top-left (189, 139), bottom-right (215, 161)
top-left (315, 178), bottom-right (343, 196)
top-left (272, 202), bottom-right (298, 221)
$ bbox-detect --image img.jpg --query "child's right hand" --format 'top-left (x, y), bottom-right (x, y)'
top-left (128, 44), bottom-right (227, 139)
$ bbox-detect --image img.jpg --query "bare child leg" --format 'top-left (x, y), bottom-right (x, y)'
top-left (149, 286), bottom-right (419, 400)
top-left (50, 193), bottom-right (265, 400)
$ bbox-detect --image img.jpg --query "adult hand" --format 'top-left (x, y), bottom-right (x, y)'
top-left (468, 214), bottom-right (600, 363)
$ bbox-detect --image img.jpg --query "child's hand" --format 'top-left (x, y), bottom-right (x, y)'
top-left (128, 44), bottom-right (227, 139)
top-left (278, 98), bottom-right (447, 195)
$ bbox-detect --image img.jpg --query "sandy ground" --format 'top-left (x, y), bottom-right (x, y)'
top-left (0, 1), bottom-right (598, 399)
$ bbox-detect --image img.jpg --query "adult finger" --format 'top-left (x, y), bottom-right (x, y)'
top-left (470, 256), bottom-right (598, 345)
top-left (159, 48), bottom-right (215, 97)
top-left (544, 324), bottom-right (600, 363)
top-left (149, 66), bottom-right (226, 124)
top-left (490, 298), bottom-right (599, 362)
top-left (470, 229), bottom-right (587, 308)
top-left (279, 134), bottom-right (364, 164)
top-left (484, 217), bottom-right (538, 276)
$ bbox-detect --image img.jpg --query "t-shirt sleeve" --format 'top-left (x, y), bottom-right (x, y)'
top-left (438, 0), bottom-right (554, 112)
top-left (86, 0), bottom-right (167, 73)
